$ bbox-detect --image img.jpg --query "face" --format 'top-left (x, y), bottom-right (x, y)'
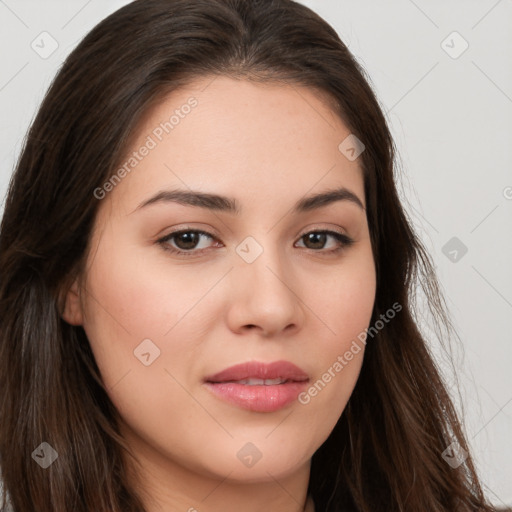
top-left (63, 76), bottom-right (376, 497)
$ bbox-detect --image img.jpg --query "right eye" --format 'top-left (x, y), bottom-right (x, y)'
top-left (157, 229), bottom-right (220, 256)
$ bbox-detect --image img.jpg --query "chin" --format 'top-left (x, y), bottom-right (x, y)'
top-left (191, 435), bottom-right (313, 483)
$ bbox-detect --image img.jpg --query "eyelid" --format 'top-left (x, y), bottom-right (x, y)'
top-left (297, 224), bottom-right (348, 239)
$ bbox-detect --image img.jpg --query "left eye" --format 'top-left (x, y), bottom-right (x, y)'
top-left (157, 229), bottom-right (353, 256)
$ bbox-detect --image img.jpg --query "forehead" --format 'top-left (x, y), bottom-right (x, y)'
top-left (104, 76), bottom-right (365, 215)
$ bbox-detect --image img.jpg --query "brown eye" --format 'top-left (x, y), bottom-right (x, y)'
top-left (302, 232), bottom-right (328, 250)
top-left (158, 229), bottom-right (217, 255)
top-left (172, 231), bottom-right (203, 250)
top-left (296, 230), bottom-right (353, 252)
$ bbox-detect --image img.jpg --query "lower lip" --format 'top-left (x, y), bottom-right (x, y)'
top-left (204, 381), bottom-right (308, 412)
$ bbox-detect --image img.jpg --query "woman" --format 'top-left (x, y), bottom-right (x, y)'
top-left (0, 0), bottom-right (497, 510)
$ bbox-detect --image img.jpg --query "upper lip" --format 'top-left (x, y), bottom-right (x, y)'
top-left (204, 360), bottom-right (309, 383)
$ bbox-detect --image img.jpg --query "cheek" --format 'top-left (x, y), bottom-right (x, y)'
top-left (296, 251), bottom-right (375, 428)
top-left (82, 231), bottom-right (218, 343)
top-left (79, 238), bottom-right (193, 388)
top-left (79, 242), bottom-right (210, 463)
top-left (308, 247), bottom-right (376, 352)
top-left (79, 236), bottom-right (227, 433)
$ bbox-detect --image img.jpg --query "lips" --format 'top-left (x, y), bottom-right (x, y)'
top-left (203, 361), bottom-right (309, 412)
top-left (204, 360), bottom-right (309, 384)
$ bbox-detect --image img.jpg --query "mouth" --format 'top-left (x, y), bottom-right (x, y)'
top-left (203, 360), bottom-right (309, 413)
top-left (222, 377), bottom-right (294, 385)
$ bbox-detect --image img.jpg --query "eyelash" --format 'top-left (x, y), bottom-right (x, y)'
top-left (157, 227), bottom-right (354, 258)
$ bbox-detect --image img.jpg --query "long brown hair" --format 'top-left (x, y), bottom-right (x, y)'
top-left (0, 0), bottom-right (496, 510)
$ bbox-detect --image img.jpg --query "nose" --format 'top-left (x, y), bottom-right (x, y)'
top-left (225, 243), bottom-right (305, 338)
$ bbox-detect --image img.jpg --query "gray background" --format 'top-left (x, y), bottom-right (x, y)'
top-left (0, 0), bottom-right (510, 507)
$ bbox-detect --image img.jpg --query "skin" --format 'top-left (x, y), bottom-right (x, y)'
top-left (62, 76), bottom-right (376, 512)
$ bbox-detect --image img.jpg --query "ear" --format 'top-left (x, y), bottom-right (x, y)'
top-left (60, 278), bottom-right (84, 326)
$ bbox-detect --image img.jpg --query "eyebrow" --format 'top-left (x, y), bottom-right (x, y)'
top-left (132, 186), bottom-right (365, 215)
